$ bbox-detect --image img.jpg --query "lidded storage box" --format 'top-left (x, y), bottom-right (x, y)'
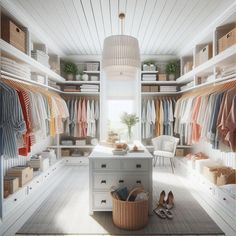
top-left (6, 166), bottom-right (33, 187)
top-left (1, 15), bottom-right (26, 53)
top-left (4, 176), bottom-right (19, 197)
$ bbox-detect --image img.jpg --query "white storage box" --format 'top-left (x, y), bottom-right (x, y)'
top-left (76, 139), bottom-right (86, 146)
top-left (87, 63), bottom-right (99, 71)
top-left (40, 149), bottom-right (57, 165)
top-left (27, 156), bottom-right (50, 172)
top-left (195, 159), bottom-right (220, 174)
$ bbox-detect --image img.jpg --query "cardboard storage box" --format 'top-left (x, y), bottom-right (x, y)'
top-left (27, 157), bottom-right (50, 172)
top-left (203, 165), bottom-right (222, 184)
top-left (141, 85), bottom-right (150, 92)
top-left (61, 149), bottom-right (71, 157)
top-left (183, 62), bottom-right (193, 74)
top-left (218, 26), bottom-right (236, 53)
top-left (197, 44), bottom-right (213, 65)
top-left (150, 85), bottom-right (159, 92)
top-left (4, 176), bottom-right (19, 196)
top-left (216, 168), bottom-right (235, 186)
top-left (158, 74), bottom-right (167, 81)
top-left (6, 166), bottom-right (33, 187)
top-left (175, 149), bottom-right (185, 157)
top-left (1, 15), bottom-right (26, 53)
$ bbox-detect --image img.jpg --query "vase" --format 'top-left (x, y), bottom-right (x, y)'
top-left (168, 74), bottom-right (175, 81)
top-left (67, 74), bottom-right (74, 81)
top-left (127, 126), bottom-right (133, 143)
top-left (75, 74), bottom-right (81, 81)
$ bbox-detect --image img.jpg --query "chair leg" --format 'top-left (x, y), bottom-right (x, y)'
top-left (172, 157), bottom-right (175, 168)
top-left (170, 159), bottom-right (174, 173)
top-left (153, 155), bottom-right (158, 167)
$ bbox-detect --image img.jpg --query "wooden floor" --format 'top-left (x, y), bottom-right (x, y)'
top-left (15, 164), bottom-right (224, 236)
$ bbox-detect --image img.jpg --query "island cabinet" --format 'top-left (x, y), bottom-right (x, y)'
top-left (89, 144), bottom-right (153, 215)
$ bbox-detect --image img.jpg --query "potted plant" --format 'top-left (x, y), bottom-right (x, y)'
top-left (120, 112), bottom-right (139, 143)
top-left (143, 60), bottom-right (156, 71)
top-left (76, 70), bottom-right (83, 81)
top-left (166, 61), bottom-right (179, 80)
top-left (63, 62), bottom-right (78, 80)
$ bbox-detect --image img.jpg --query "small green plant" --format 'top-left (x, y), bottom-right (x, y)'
top-left (143, 60), bottom-right (156, 65)
top-left (166, 61), bottom-right (179, 74)
top-left (120, 112), bottom-right (139, 141)
top-left (64, 62), bottom-right (78, 75)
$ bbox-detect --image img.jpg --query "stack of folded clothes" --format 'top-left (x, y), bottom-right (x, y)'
top-left (80, 84), bottom-right (99, 92)
top-left (1, 56), bottom-right (31, 79)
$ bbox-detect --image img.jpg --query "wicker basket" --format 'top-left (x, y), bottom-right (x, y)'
top-left (111, 187), bottom-right (149, 230)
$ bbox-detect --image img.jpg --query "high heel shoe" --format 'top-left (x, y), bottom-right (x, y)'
top-left (166, 191), bottom-right (174, 209)
top-left (158, 190), bottom-right (166, 207)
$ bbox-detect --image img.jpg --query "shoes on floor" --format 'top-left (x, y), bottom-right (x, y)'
top-left (154, 190), bottom-right (174, 219)
top-left (166, 191), bottom-right (174, 209)
top-left (153, 207), bottom-right (173, 219)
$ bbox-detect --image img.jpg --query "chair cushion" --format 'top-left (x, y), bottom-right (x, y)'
top-left (154, 150), bottom-right (174, 158)
top-left (162, 141), bottom-right (175, 152)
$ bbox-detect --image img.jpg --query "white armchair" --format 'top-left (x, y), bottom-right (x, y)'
top-left (152, 135), bottom-right (179, 173)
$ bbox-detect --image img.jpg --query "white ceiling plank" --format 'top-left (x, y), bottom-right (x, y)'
top-left (38, 0), bottom-right (78, 54)
top-left (5, 0), bottom-right (236, 56)
top-left (81, 0), bottom-right (102, 52)
top-left (90, 0), bottom-right (106, 50)
top-left (100, 0), bottom-right (112, 37)
top-left (136, 0), bottom-right (157, 38)
top-left (125, 0), bottom-right (137, 35)
top-left (130, 0), bottom-right (147, 37)
top-left (16, 0), bottom-right (71, 54)
top-left (109, 0), bottom-right (119, 35)
top-left (72, 0), bottom-right (98, 54)
top-left (139, 0), bottom-right (166, 54)
top-left (174, 0), bottom-right (234, 53)
top-left (161, 0), bottom-right (214, 54)
top-left (53, 0), bottom-right (85, 55)
top-left (148, 0), bottom-right (188, 54)
top-left (61, 0), bottom-right (91, 54)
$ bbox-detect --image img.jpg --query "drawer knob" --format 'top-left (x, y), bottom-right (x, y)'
top-left (37, 181), bottom-right (39, 183)
top-left (223, 197), bottom-right (226, 201)
top-left (101, 180), bottom-right (106, 184)
top-left (30, 187), bottom-right (32, 190)
top-left (136, 164), bottom-right (141, 168)
top-left (14, 198), bottom-right (17, 202)
top-left (119, 180), bottom-right (124, 183)
top-left (101, 200), bottom-right (106, 204)
top-left (101, 164), bottom-right (107, 168)
top-left (136, 180), bottom-right (142, 184)
top-left (16, 27), bottom-right (20, 33)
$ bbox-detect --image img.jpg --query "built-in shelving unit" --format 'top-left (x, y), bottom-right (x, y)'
top-left (49, 145), bottom-right (94, 149)
top-left (0, 39), bottom-right (65, 83)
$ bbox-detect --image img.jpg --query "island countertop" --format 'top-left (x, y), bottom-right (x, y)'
top-left (89, 142), bottom-right (153, 159)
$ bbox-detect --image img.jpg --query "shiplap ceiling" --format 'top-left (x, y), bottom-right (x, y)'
top-left (11, 0), bottom-right (235, 55)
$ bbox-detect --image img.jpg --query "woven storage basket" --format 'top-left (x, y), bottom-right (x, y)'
top-left (111, 187), bottom-right (149, 230)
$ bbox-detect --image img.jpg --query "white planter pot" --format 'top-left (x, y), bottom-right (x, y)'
top-left (168, 74), bottom-right (175, 81)
top-left (67, 74), bottom-right (74, 81)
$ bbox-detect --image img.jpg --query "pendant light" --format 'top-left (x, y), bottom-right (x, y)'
top-left (102, 13), bottom-right (140, 77)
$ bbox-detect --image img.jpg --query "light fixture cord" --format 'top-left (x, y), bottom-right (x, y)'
top-left (119, 13), bottom-right (125, 35)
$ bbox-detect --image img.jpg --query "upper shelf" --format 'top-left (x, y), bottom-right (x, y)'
top-left (0, 39), bottom-right (65, 83)
top-left (141, 71), bottom-right (158, 74)
top-left (57, 81), bottom-right (100, 85)
top-left (177, 44), bottom-right (236, 84)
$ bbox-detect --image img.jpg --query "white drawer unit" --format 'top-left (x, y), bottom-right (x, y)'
top-left (89, 144), bottom-right (153, 215)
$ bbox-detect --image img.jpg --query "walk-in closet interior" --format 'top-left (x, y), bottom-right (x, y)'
top-left (0, 0), bottom-right (236, 235)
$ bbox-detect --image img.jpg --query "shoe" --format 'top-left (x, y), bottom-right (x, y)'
top-left (153, 207), bottom-right (166, 219)
top-left (163, 209), bottom-right (173, 219)
top-left (157, 190), bottom-right (166, 208)
top-left (166, 191), bottom-right (174, 209)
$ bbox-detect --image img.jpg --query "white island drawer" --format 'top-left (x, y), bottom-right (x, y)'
top-left (93, 192), bottom-right (112, 209)
top-left (121, 159), bottom-right (148, 171)
top-left (93, 174), bottom-right (120, 190)
top-left (93, 159), bottom-right (121, 170)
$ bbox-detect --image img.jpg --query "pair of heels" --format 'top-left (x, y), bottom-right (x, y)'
top-left (153, 190), bottom-right (174, 219)
top-left (158, 190), bottom-right (174, 209)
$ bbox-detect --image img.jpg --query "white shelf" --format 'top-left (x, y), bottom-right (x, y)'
top-left (1, 70), bottom-right (62, 93)
top-left (57, 81), bottom-right (100, 84)
top-left (141, 71), bottom-right (158, 74)
top-left (83, 71), bottom-right (100, 74)
top-left (145, 145), bottom-right (191, 149)
top-left (177, 44), bottom-right (236, 84)
top-left (141, 81), bottom-right (178, 85)
top-left (0, 39), bottom-right (65, 83)
top-left (141, 92), bottom-right (178, 95)
top-left (61, 91), bottom-right (100, 95)
top-left (49, 145), bottom-right (94, 148)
